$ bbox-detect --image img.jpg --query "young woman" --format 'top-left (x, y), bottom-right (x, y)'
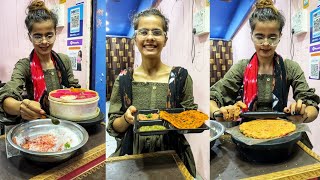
top-left (210, 1), bottom-right (320, 151)
top-left (108, 9), bottom-right (197, 176)
top-left (0, 0), bottom-right (79, 122)
top-left (210, 0), bottom-right (319, 123)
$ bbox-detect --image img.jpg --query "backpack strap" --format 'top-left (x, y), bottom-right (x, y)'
top-left (167, 67), bottom-right (188, 108)
top-left (118, 68), bottom-right (134, 156)
top-left (119, 68), bottom-right (134, 112)
top-left (165, 67), bottom-right (196, 177)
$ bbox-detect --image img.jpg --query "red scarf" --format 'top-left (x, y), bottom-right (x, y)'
top-left (29, 50), bottom-right (71, 114)
top-left (30, 52), bottom-right (49, 102)
top-left (243, 53), bottom-right (258, 112)
top-left (243, 53), bottom-right (287, 112)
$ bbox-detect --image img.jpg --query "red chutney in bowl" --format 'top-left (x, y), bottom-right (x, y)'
top-left (48, 88), bottom-right (100, 121)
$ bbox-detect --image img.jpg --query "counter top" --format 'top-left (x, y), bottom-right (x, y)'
top-left (106, 150), bottom-right (193, 180)
top-left (211, 135), bottom-right (320, 179)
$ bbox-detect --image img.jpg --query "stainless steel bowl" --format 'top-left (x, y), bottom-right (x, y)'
top-left (209, 120), bottom-right (225, 147)
top-left (6, 119), bottom-right (89, 162)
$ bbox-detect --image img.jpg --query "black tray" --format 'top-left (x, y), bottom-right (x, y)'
top-left (170, 123), bottom-right (209, 134)
top-left (134, 109), bottom-right (168, 136)
top-left (134, 108), bottom-right (209, 135)
top-left (74, 111), bottom-right (105, 127)
top-left (214, 111), bottom-right (291, 120)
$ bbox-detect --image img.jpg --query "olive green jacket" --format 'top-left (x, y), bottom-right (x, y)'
top-left (0, 53), bottom-right (80, 122)
top-left (107, 75), bottom-right (198, 176)
top-left (211, 59), bottom-right (320, 110)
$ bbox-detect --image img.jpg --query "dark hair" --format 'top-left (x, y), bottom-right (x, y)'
top-left (78, 50), bottom-right (82, 57)
top-left (25, 0), bottom-right (58, 33)
top-left (132, 8), bottom-right (169, 35)
top-left (249, 0), bottom-right (285, 33)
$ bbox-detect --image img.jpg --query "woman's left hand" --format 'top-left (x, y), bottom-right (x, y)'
top-left (284, 99), bottom-right (308, 123)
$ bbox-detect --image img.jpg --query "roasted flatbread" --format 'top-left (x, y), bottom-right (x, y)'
top-left (239, 119), bottom-right (296, 139)
top-left (159, 110), bottom-right (208, 129)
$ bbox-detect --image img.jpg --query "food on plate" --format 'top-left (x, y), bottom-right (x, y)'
top-left (138, 113), bottom-right (159, 120)
top-left (12, 129), bottom-right (78, 152)
top-left (239, 119), bottom-right (296, 139)
top-left (159, 110), bottom-right (208, 129)
top-left (139, 125), bottom-right (166, 132)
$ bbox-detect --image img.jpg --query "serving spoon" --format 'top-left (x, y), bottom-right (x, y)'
top-left (44, 114), bottom-right (60, 125)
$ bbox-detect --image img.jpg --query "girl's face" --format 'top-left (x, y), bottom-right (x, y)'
top-left (251, 21), bottom-right (281, 60)
top-left (134, 15), bottom-right (167, 59)
top-left (29, 20), bottom-right (56, 57)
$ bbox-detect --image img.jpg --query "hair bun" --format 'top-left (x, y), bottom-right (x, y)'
top-left (256, 0), bottom-right (274, 8)
top-left (255, 0), bottom-right (278, 14)
top-left (27, 0), bottom-right (47, 12)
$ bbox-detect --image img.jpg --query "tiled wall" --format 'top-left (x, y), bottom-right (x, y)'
top-left (210, 40), bottom-right (233, 86)
top-left (106, 37), bottom-right (135, 100)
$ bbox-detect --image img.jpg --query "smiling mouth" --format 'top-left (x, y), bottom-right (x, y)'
top-left (143, 45), bottom-right (157, 50)
top-left (40, 47), bottom-right (49, 51)
top-left (261, 49), bottom-right (271, 52)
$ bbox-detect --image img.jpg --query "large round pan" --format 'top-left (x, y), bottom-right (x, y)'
top-left (231, 132), bottom-right (302, 163)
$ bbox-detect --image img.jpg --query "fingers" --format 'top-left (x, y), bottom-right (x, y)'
top-left (296, 99), bottom-right (302, 114)
top-left (220, 107), bottom-right (229, 121)
top-left (124, 106), bottom-right (137, 125)
top-left (27, 101), bottom-right (45, 114)
top-left (283, 107), bottom-right (290, 113)
top-left (128, 106), bottom-right (137, 114)
top-left (20, 99), bottom-right (45, 119)
top-left (20, 104), bottom-right (41, 119)
top-left (286, 100), bottom-right (306, 116)
top-left (228, 105), bottom-right (235, 121)
top-left (210, 101), bottom-right (247, 121)
top-left (285, 100), bottom-right (308, 123)
top-left (300, 104), bottom-right (306, 115)
top-left (290, 103), bottom-right (296, 115)
top-left (235, 101), bottom-right (247, 109)
top-left (20, 110), bottom-right (34, 120)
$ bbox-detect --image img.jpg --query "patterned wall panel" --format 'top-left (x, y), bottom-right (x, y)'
top-left (210, 40), bottom-right (233, 87)
top-left (106, 37), bottom-right (135, 100)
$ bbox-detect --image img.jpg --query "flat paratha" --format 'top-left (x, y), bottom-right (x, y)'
top-left (239, 119), bottom-right (296, 139)
top-left (159, 110), bottom-right (208, 129)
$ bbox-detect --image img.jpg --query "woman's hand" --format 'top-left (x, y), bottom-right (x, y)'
top-left (284, 99), bottom-right (318, 123)
top-left (123, 106), bottom-right (137, 125)
top-left (20, 99), bottom-right (45, 120)
top-left (214, 101), bottom-right (247, 121)
top-left (112, 106), bottom-right (137, 133)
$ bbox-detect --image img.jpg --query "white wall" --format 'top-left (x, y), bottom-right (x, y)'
top-left (0, 0), bottom-right (92, 88)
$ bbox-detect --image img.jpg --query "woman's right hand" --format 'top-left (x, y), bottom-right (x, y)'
top-left (20, 99), bottom-right (46, 120)
top-left (214, 101), bottom-right (247, 121)
top-left (123, 106), bottom-right (137, 125)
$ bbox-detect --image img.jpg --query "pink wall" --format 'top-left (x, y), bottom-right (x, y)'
top-left (233, 1), bottom-right (320, 154)
top-left (0, 0), bottom-right (92, 88)
top-left (134, 0), bottom-right (210, 179)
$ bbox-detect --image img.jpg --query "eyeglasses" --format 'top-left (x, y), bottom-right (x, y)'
top-left (135, 28), bottom-right (166, 38)
top-left (251, 34), bottom-right (280, 46)
top-left (30, 33), bottom-right (56, 44)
